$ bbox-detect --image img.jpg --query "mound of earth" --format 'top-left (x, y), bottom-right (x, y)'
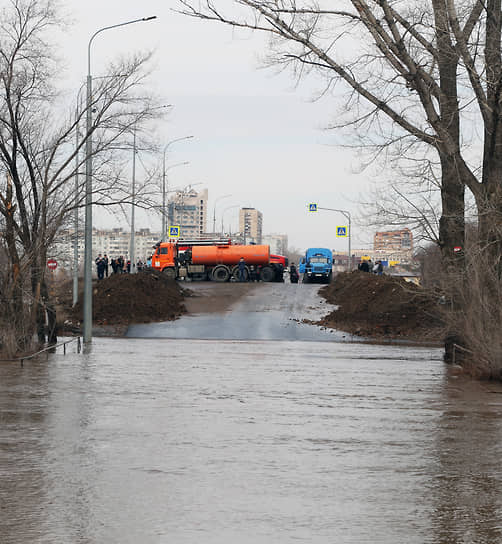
top-left (318, 271), bottom-right (443, 341)
top-left (60, 271), bottom-right (186, 328)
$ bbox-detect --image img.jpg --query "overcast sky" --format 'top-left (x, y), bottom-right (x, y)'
top-left (64, 0), bottom-right (373, 252)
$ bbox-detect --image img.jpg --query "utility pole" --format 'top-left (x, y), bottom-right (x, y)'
top-left (83, 15), bottom-right (157, 343)
top-left (130, 126), bottom-right (137, 273)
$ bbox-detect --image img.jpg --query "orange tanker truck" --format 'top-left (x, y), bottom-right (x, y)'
top-left (151, 239), bottom-right (280, 282)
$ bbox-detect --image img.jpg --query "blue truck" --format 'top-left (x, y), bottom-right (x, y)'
top-left (299, 248), bottom-right (333, 283)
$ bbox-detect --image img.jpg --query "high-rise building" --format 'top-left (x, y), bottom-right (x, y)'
top-left (374, 228), bottom-right (413, 252)
top-left (262, 234), bottom-right (288, 255)
top-left (239, 207), bottom-right (263, 244)
top-left (167, 188), bottom-right (208, 239)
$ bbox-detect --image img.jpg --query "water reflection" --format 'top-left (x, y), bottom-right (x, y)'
top-left (0, 361), bottom-right (50, 542)
top-left (2, 339), bottom-right (502, 543)
top-left (431, 374), bottom-right (502, 543)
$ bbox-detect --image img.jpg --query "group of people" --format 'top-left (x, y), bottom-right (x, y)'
top-left (235, 258), bottom-right (265, 282)
top-left (95, 254), bottom-right (151, 280)
top-left (358, 259), bottom-right (384, 275)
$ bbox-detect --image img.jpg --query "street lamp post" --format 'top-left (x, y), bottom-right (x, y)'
top-left (161, 162), bottom-right (189, 240)
top-left (221, 205), bottom-right (240, 235)
top-left (212, 194), bottom-right (232, 234)
top-left (73, 93), bottom-right (83, 307)
top-left (73, 76), bottom-right (118, 306)
top-left (130, 125), bottom-right (137, 274)
top-left (83, 15), bottom-right (157, 343)
top-left (162, 136), bottom-right (193, 241)
top-left (318, 207), bottom-right (352, 270)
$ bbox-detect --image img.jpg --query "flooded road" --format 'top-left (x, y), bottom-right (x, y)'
top-left (2, 338), bottom-right (502, 543)
top-left (2, 283), bottom-right (502, 543)
top-left (127, 282), bottom-right (354, 342)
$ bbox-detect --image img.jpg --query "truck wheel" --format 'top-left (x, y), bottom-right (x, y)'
top-left (303, 274), bottom-right (310, 284)
top-left (231, 265), bottom-right (249, 282)
top-left (212, 265), bottom-right (230, 282)
top-left (162, 267), bottom-right (176, 280)
top-left (260, 266), bottom-right (275, 282)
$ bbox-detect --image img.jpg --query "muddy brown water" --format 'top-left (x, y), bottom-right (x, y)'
top-left (1, 283), bottom-right (502, 543)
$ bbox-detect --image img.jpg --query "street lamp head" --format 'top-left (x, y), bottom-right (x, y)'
top-left (143, 16), bottom-right (157, 21)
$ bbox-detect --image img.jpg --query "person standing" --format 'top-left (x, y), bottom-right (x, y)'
top-left (103, 254), bottom-right (109, 277)
top-left (359, 260), bottom-right (370, 272)
top-left (289, 263), bottom-right (299, 283)
top-left (95, 253), bottom-right (105, 280)
top-left (238, 257), bottom-right (247, 282)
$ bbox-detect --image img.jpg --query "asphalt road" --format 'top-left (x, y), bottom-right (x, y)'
top-left (126, 281), bottom-right (355, 342)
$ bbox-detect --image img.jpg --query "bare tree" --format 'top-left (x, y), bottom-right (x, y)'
top-left (178, 0), bottom-right (502, 367)
top-left (0, 0), bottom-right (162, 356)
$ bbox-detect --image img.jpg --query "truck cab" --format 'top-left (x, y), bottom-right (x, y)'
top-left (300, 248), bottom-right (333, 283)
top-left (269, 254), bottom-right (288, 282)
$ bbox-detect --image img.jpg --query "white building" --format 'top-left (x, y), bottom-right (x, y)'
top-left (50, 228), bottom-right (161, 272)
top-left (262, 234), bottom-right (288, 255)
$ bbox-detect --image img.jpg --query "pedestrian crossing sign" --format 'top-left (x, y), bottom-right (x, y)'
top-left (169, 226), bottom-right (180, 238)
top-left (337, 226), bottom-right (347, 237)
top-left (308, 203), bottom-right (318, 212)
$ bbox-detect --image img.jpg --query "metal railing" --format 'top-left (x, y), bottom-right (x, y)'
top-left (0, 337), bottom-right (81, 366)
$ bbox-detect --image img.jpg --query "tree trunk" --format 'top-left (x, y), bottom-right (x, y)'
top-left (30, 258), bottom-right (47, 345)
top-left (41, 278), bottom-right (57, 344)
top-left (439, 155), bottom-right (466, 363)
top-left (3, 175), bottom-right (29, 353)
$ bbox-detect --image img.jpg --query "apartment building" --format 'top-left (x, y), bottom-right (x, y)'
top-left (50, 228), bottom-right (161, 271)
top-left (374, 228), bottom-right (413, 252)
top-left (167, 188), bottom-right (208, 239)
top-left (239, 207), bottom-right (263, 244)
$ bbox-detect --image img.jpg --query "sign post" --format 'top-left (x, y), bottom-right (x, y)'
top-left (310, 207), bottom-right (352, 270)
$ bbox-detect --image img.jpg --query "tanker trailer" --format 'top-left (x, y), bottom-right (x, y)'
top-left (190, 244), bottom-right (271, 282)
top-left (151, 241), bottom-right (276, 282)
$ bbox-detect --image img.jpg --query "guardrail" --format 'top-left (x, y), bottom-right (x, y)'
top-left (0, 337), bottom-right (81, 366)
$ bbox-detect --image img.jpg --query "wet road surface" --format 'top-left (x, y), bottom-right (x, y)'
top-left (2, 283), bottom-right (502, 543)
top-left (127, 282), bottom-right (354, 341)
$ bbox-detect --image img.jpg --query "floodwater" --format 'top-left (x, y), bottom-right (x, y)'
top-left (2, 338), bottom-right (502, 543)
top-left (2, 283), bottom-right (502, 543)
top-left (127, 282), bottom-right (355, 341)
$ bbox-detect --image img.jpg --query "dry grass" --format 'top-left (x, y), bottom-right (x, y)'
top-left (439, 247), bottom-right (502, 379)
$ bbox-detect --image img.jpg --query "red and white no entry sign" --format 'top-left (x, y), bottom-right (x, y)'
top-left (47, 258), bottom-right (58, 270)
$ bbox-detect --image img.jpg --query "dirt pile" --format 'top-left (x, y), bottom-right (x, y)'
top-left (318, 271), bottom-right (443, 341)
top-left (60, 271), bottom-right (186, 328)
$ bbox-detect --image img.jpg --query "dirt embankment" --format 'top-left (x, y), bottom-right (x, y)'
top-left (58, 271), bottom-right (187, 332)
top-left (318, 271), bottom-right (443, 342)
